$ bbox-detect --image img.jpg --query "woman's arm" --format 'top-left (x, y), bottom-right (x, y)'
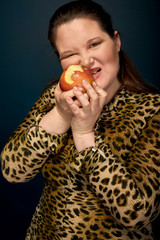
top-left (66, 81), bottom-right (160, 229)
top-left (72, 110), bottom-right (160, 230)
top-left (1, 84), bottom-right (74, 183)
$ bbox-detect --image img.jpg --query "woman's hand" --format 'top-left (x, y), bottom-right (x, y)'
top-left (54, 83), bottom-right (74, 122)
top-left (66, 80), bottom-right (108, 151)
top-left (39, 83), bottom-right (79, 134)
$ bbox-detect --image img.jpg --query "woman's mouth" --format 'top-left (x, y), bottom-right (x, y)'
top-left (90, 68), bottom-right (102, 80)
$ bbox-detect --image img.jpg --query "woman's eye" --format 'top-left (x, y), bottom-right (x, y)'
top-left (90, 42), bottom-right (100, 48)
top-left (63, 53), bottom-right (76, 58)
top-left (62, 53), bottom-right (77, 60)
top-left (68, 53), bottom-right (76, 57)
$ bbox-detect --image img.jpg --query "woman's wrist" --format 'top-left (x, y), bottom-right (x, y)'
top-left (39, 106), bottom-right (71, 134)
top-left (73, 131), bottom-right (95, 152)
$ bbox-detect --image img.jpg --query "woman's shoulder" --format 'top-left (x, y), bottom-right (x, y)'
top-left (112, 87), bottom-right (160, 121)
top-left (39, 81), bottom-right (58, 103)
top-left (122, 87), bottom-right (160, 108)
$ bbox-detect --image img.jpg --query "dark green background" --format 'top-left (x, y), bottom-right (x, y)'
top-left (0, 0), bottom-right (160, 239)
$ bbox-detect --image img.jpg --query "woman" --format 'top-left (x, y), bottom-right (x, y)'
top-left (1, 1), bottom-right (160, 239)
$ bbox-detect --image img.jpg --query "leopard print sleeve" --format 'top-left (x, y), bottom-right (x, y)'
top-left (1, 84), bottom-right (68, 183)
top-left (72, 110), bottom-right (160, 230)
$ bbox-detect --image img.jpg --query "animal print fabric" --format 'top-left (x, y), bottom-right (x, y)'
top-left (1, 85), bottom-right (160, 239)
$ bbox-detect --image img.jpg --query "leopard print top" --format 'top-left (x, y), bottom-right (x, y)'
top-left (1, 85), bottom-right (160, 240)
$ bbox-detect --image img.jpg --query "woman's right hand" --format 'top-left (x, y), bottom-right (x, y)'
top-left (39, 83), bottom-right (82, 134)
top-left (54, 83), bottom-right (74, 122)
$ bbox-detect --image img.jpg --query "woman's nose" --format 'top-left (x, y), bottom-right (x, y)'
top-left (80, 54), bottom-right (94, 68)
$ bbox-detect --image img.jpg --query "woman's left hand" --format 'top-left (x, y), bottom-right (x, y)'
top-left (65, 80), bottom-right (107, 151)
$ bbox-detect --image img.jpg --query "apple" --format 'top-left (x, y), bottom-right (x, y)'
top-left (59, 65), bottom-right (94, 91)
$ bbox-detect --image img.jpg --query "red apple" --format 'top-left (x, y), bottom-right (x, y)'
top-left (59, 65), bottom-right (94, 91)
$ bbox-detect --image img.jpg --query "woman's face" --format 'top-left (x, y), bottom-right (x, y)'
top-left (55, 18), bottom-right (121, 92)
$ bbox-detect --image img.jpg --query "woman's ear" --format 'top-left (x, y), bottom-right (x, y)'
top-left (114, 31), bottom-right (121, 52)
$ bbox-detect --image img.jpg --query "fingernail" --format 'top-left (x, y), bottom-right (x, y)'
top-left (82, 80), bottom-right (87, 84)
top-left (78, 87), bottom-right (83, 92)
top-left (93, 81), bottom-right (97, 87)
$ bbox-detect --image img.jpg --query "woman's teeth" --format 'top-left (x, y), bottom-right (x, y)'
top-left (91, 68), bottom-right (101, 75)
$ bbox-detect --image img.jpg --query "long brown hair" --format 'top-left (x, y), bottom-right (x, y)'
top-left (47, 0), bottom-right (158, 93)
